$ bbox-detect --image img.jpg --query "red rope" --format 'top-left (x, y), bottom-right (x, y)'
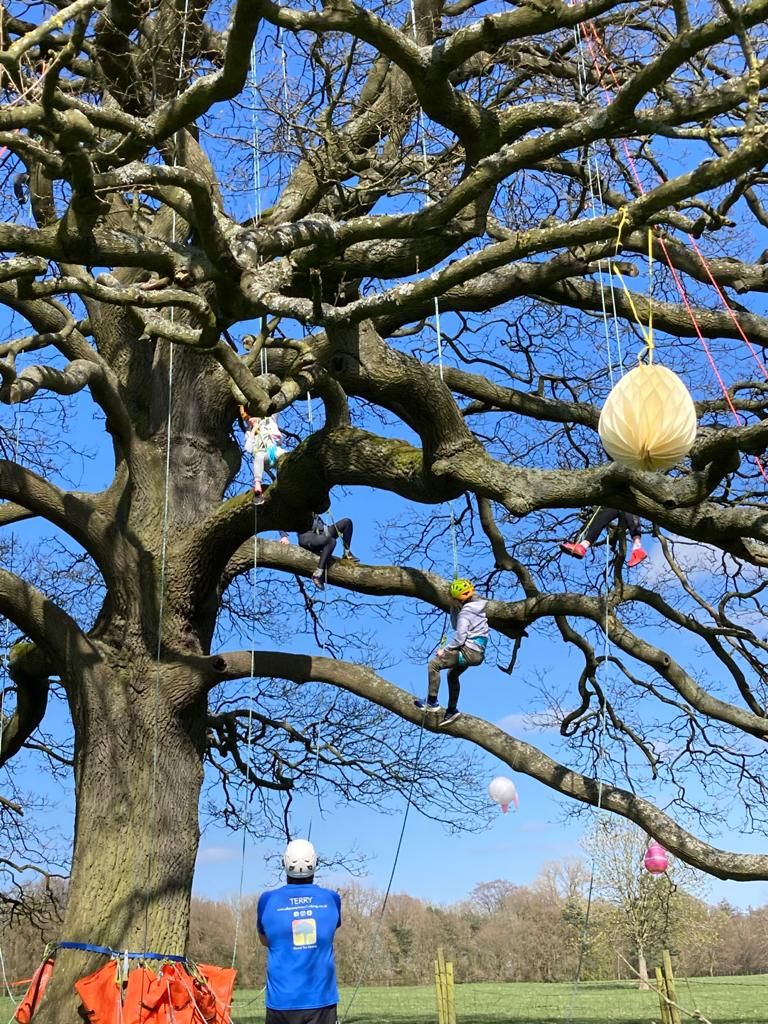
top-left (577, 16), bottom-right (768, 481)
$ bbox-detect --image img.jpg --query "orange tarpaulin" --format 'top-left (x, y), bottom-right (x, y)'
top-left (74, 961), bottom-right (123, 1023)
top-left (14, 959), bottom-right (54, 1024)
top-left (73, 960), bottom-right (235, 1024)
top-left (196, 964), bottom-right (237, 1024)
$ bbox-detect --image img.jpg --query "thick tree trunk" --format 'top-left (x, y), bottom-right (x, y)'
top-left (34, 655), bottom-right (207, 1022)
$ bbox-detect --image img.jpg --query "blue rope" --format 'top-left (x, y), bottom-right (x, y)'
top-left (56, 941), bottom-right (186, 963)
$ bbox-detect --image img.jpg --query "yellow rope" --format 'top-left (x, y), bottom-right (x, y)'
top-left (613, 210), bottom-right (654, 359)
top-left (647, 227), bottom-right (655, 362)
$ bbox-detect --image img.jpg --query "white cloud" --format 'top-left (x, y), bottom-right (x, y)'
top-left (197, 845), bottom-right (238, 865)
top-left (496, 712), bottom-right (557, 734)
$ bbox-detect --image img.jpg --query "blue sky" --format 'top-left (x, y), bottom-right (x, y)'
top-left (3, 10), bottom-right (768, 925)
top-left (4, 424), bottom-right (768, 915)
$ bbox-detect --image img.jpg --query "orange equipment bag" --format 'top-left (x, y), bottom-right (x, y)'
top-left (14, 958), bottom-right (54, 1023)
top-left (74, 960), bottom-right (122, 1024)
top-left (72, 957), bottom-right (236, 1024)
top-left (195, 963), bottom-right (236, 1024)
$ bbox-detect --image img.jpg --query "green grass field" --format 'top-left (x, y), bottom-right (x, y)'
top-left (1, 976), bottom-right (765, 1022)
top-left (232, 977), bottom-right (768, 1024)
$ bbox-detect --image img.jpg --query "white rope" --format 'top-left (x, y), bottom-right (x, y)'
top-left (306, 725), bottom-right (322, 841)
top-left (0, 392), bottom-right (23, 994)
top-left (572, 25), bottom-right (625, 379)
top-left (231, 504), bottom-right (259, 969)
top-left (0, 947), bottom-right (17, 1004)
top-left (564, 539), bottom-right (610, 1024)
top-left (563, 26), bottom-right (618, 1017)
top-left (0, 407), bottom-right (20, 761)
top-left (250, 43), bottom-right (262, 222)
top-left (408, 0), bottom-right (429, 176)
top-left (278, 30), bottom-right (289, 106)
top-left (142, 0), bottom-right (189, 955)
top-left (339, 719), bottom-right (426, 1023)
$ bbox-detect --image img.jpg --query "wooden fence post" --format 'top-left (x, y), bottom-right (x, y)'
top-left (446, 959), bottom-right (456, 1024)
top-left (655, 966), bottom-right (671, 1024)
top-left (662, 949), bottom-right (682, 1024)
top-left (434, 947), bottom-right (457, 1024)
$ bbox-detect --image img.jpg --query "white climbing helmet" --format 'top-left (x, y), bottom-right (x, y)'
top-left (283, 839), bottom-right (317, 879)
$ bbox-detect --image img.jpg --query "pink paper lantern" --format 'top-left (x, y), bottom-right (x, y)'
top-left (643, 841), bottom-right (669, 874)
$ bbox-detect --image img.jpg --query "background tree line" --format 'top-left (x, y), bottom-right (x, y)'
top-left (3, 867), bottom-right (767, 991)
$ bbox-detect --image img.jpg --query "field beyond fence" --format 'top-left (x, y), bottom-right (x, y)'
top-left (1, 975), bottom-right (765, 1023)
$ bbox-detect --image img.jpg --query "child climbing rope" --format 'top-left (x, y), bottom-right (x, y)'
top-left (560, 507), bottom-right (647, 567)
top-left (414, 578), bottom-right (489, 726)
top-left (280, 515), bottom-right (359, 589)
top-left (240, 406), bottom-right (286, 502)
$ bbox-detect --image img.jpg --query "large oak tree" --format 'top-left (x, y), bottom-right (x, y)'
top-left (2, 0), bottom-right (768, 1015)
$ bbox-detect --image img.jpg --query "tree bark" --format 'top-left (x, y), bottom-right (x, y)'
top-left (637, 950), bottom-right (650, 990)
top-left (34, 653), bottom-right (208, 1020)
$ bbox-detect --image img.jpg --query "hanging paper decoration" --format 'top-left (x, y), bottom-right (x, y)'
top-left (488, 776), bottom-right (519, 813)
top-left (598, 363), bottom-right (697, 471)
top-left (643, 840), bottom-right (670, 875)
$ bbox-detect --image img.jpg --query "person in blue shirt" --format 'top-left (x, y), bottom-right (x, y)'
top-left (257, 839), bottom-right (342, 1024)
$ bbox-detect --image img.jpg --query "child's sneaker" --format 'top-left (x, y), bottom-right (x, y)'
top-left (311, 571), bottom-right (325, 589)
top-left (343, 550), bottom-right (360, 563)
top-left (627, 548), bottom-right (647, 568)
top-left (560, 541), bottom-right (587, 559)
top-left (414, 698), bottom-right (441, 713)
top-left (440, 708), bottom-right (461, 726)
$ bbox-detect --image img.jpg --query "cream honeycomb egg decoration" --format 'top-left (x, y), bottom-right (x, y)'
top-left (598, 363), bottom-right (697, 471)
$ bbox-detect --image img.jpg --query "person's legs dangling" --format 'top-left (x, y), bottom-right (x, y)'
top-left (252, 451), bottom-right (265, 496)
top-left (332, 518), bottom-right (358, 562)
top-left (622, 512), bottom-right (647, 567)
top-left (312, 535), bottom-right (337, 587)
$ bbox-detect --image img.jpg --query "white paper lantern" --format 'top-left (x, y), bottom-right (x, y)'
top-left (488, 776), bottom-right (519, 813)
top-left (598, 363), bottom-right (697, 471)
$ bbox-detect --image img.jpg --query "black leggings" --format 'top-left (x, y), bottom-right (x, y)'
top-left (298, 518), bottom-right (353, 572)
top-left (584, 507), bottom-right (641, 545)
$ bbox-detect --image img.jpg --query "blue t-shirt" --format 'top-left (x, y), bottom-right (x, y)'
top-left (257, 883), bottom-right (342, 1010)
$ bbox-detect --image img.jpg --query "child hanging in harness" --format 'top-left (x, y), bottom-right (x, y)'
top-left (560, 507), bottom-right (648, 568)
top-left (240, 406), bottom-right (286, 502)
top-left (414, 578), bottom-right (489, 727)
top-left (279, 514), bottom-right (359, 590)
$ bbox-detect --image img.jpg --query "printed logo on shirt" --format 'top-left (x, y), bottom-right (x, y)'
top-left (292, 917), bottom-right (317, 947)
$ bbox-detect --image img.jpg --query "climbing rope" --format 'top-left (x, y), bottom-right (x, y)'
top-left (572, 25), bottom-right (625, 381)
top-left (0, 946), bottom-right (17, 1005)
top-left (305, 724), bottom-right (322, 842)
top-left (578, 14), bottom-right (768, 483)
top-left (0, 393), bottom-right (23, 1003)
top-left (0, 403), bottom-right (21, 762)
top-left (141, 0), bottom-right (190, 959)
top-left (339, 717), bottom-right (426, 1023)
top-left (564, 541), bottom-right (611, 1024)
top-left (231, 500), bottom-right (259, 970)
top-left (250, 43), bottom-right (263, 223)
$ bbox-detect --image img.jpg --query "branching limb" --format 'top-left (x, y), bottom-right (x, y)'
top-left (209, 648), bottom-right (768, 881)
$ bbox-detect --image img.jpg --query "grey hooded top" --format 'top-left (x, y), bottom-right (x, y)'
top-left (445, 598), bottom-right (489, 653)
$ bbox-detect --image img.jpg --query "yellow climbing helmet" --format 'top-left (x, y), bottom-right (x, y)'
top-left (449, 578), bottom-right (475, 601)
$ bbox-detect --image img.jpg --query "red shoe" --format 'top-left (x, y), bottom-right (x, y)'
top-left (627, 548), bottom-right (647, 568)
top-left (560, 541), bottom-right (587, 560)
